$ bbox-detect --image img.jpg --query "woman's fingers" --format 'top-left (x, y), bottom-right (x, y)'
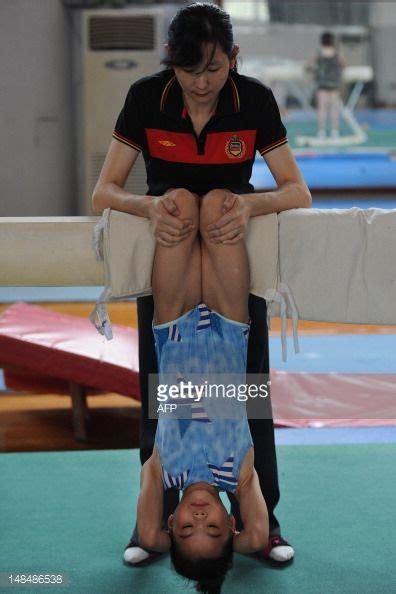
top-left (161, 195), bottom-right (180, 216)
top-left (207, 219), bottom-right (244, 242)
top-left (212, 230), bottom-right (244, 244)
top-left (160, 219), bottom-right (193, 237)
top-left (206, 194), bottom-right (250, 242)
top-left (155, 223), bottom-right (194, 246)
top-left (206, 208), bottom-right (238, 233)
top-left (222, 193), bottom-right (236, 213)
top-left (221, 232), bottom-right (244, 244)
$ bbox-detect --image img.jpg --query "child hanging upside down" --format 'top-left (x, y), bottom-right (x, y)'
top-left (136, 188), bottom-right (269, 593)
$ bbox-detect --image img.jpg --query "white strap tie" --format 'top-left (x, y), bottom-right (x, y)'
top-left (89, 287), bottom-right (113, 340)
top-left (264, 283), bottom-right (300, 362)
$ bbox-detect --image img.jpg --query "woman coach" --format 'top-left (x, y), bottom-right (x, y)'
top-left (92, 0), bottom-right (311, 571)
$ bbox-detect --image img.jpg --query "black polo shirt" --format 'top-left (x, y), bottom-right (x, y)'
top-left (113, 69), bottom-right (287, 196)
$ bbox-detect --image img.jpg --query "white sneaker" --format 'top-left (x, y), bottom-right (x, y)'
top-left (259, 534), bottom-right (295, 563)
top-left (123, 545), bottom-right (150, 565)
top-left (123, 539), bottom-right (162, 566)
top-left (268, 544), bottom-right (295, 562)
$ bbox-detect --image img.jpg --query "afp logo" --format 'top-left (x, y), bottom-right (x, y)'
top-left (225, 135), bottom-right (246, 159)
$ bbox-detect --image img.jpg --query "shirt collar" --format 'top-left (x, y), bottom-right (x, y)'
top-left (160, 71), bottom-right (241, 119)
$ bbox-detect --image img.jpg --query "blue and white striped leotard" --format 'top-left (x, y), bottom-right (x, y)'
top-left (153, 304), bottom-right (253, 494)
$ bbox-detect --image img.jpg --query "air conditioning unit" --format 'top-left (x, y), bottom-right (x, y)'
top-left (73, 6), bottom-right (176, 214)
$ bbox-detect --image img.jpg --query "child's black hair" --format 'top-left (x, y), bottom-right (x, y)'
top-left (321, 31), bottom-right (336, 47)
top-left (170, 533), bottom-right (234, 594)
top-left (163, 2), bottom-right (235, 70)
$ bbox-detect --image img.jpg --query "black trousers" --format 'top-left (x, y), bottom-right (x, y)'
top-left (132, 293), bottom-right (281, 538)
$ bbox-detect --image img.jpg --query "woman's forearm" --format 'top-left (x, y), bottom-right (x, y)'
top-left (244, 181), bottom-right (312, 217)
top-left (91, 181), bottom-right (154, 217)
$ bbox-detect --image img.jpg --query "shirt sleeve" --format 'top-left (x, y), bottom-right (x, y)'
top-left (112, 85), bottom-right (145, 152)
top-left (256, 89), bottom-right (288, 156)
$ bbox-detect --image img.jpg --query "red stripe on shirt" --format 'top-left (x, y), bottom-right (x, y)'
top-left (113, 131), bottom-right (141, 151)
top-left (145, 129), bottom-right (256, 165)
top-left (259, 137), bottom-right (288, 155)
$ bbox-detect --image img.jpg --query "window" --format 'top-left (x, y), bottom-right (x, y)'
top-left (223, 0), bottom-right (269, 22)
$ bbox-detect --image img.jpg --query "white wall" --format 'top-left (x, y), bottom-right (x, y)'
top-left (0, 0), bottom-right (74, 216)
top-left (370, 1), bottom-right (396, 104)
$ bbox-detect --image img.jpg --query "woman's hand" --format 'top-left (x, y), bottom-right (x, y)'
top-left (148, 190), bottom-right (194, 247)
top-left (205, 191), bottom-right (251, 244)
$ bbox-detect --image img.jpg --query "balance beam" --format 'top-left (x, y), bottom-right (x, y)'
top-left (0, 217), bottom-right (103, 286)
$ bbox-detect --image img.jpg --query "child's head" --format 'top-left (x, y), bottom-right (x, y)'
top-left (321, 31), bottom-right (336, 47)
top-left (168, 483), bottom-right (234, 593)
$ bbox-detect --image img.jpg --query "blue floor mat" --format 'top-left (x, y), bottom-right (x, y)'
top-left (269, 334), bottom-right (396, 373)
top-left (312, 195), bottom-right (396, 209)
top-left (275, 426), bottom-right (396, 445)
top-left (0, 286), bottom-right (102, 303)
top-left (252, 152), bottom-right (396, 191)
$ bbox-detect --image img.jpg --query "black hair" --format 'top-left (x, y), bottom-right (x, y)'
top-left (163, 2), bottom-right (235, 70)
top-left (170, 533), bottom-right (234, 594)
top-left (321, 31), bottom-right (335, 47)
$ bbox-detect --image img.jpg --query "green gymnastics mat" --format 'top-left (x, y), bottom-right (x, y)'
top-left (1, 445), bottom-right (395, 594)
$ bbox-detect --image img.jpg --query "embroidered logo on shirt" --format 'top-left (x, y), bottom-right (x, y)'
top-left (225, 135), bottom-right (246, 159)
top-left (158, 140), bottom-right (176, 147)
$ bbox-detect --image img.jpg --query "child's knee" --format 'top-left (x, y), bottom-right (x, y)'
top-left (199, 189), bottom-right (227, 230)
top-left (170, 188), bottom-right (199, 221)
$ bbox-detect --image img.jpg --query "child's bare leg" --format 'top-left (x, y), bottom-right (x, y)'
top-left (329, 90), bottom-right (340, 132)
top-left (152, 189), bottom-right (201, 325)
top-left (316, 89), bottom-right (328, 134)
top-left (200, 189), bottom-right (249, 323)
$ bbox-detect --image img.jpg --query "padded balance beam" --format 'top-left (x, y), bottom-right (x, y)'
top-left (0, 217), bottom-right (103, 286)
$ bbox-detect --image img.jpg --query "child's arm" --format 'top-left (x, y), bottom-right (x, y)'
top-left (305, 54), bottom-right (317, 74)
top-left (137, 447), bottom-right (171, 552)
top-left (233, 450), bottom-right (269, 554)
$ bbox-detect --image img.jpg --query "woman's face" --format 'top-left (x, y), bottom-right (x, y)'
top-left (173, 43), bottom-right (238, 109)
top-left (168, 483), bottom-right (234, 558)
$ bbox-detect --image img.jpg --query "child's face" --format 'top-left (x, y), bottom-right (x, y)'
top-left (168, 483), bottom-right (234, 558)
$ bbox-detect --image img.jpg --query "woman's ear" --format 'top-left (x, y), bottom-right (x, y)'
top-left (230, 44), bottom-right (240, 69)
top-left (167, 514), bottom-right (174, 531)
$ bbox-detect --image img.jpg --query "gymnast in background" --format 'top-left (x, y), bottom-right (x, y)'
top-left (307, 31), bottom-right (346, 139)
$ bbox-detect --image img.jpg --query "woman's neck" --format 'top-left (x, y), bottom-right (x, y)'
top-left (183, 94), bottom-right (218, 137)
top-left (183, 93), bottom-right (218, 120)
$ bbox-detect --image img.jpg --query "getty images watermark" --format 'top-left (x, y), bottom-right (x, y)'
top-left (148, 373), bottom-right (273, 419)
